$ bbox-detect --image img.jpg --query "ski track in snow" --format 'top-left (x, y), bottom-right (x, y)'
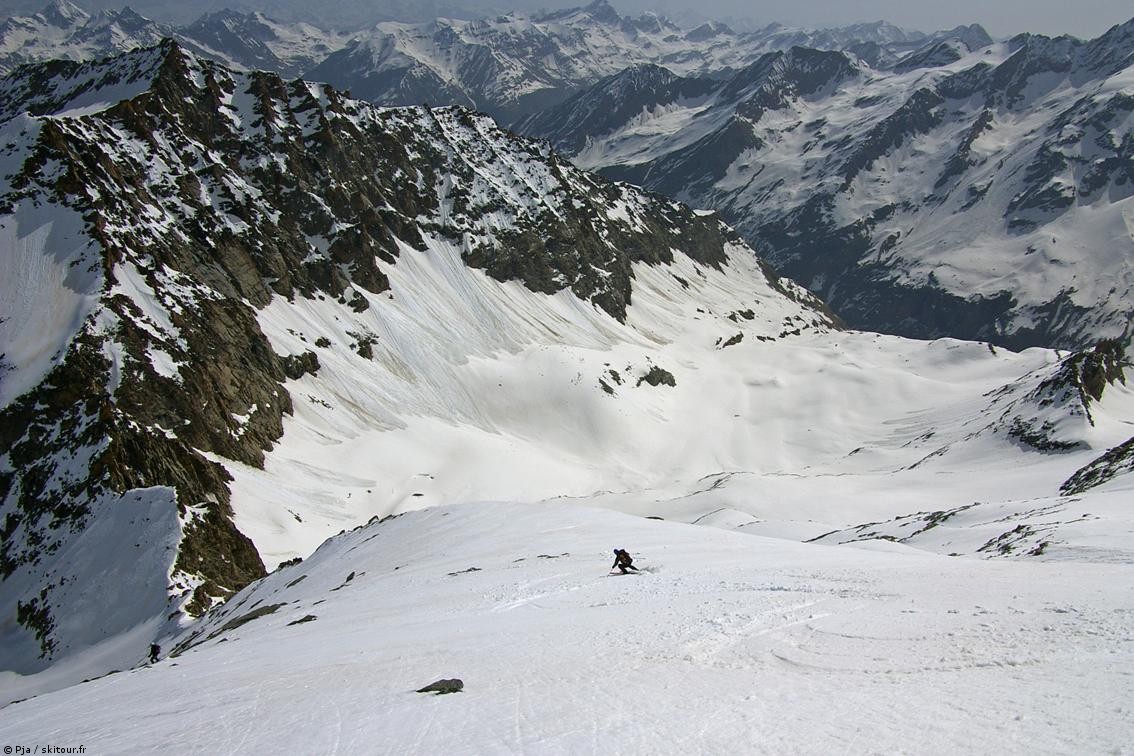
top-left (1, 502), bottom-right (1131, 753)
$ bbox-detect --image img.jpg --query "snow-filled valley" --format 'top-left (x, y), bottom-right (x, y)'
top-left (229, 232), bottom-right (1133, 570)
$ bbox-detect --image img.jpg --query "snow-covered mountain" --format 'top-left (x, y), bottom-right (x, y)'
top-left (519, 21), bottom-right (1134, 351)
top-left (175, 9), bottom-right (351, 78)
top-left (301, 1), bottom-right (992, 122)
top-left (1, 23), bottom-right (1133, 748)
top-left (0, 0), bottom-right (172, 74)
top-left (0, 0), bottom-right (349, 76)
top-left (0, 38), bottom-right (835, 680)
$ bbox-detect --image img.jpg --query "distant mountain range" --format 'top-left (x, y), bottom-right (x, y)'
top-left (11, 1), bottom-right (1133, 351)
top-left (302, 2), bottom-right (991, 123)
top-left (2, 1), bottom-right (994, 106)
top-left (0, 0), bottom-right (349, 76)
top-left (0, 0), bottom-right (586, 27)
top-left (518, 22), bottom-right (1134, 349)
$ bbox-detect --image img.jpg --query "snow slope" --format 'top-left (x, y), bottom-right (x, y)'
top-left (1, 501), bottom-right (1130, 752)
top-left (0, 192), bottom-right (100, 407)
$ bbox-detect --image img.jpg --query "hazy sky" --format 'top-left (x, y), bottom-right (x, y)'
top-left (1, 0), bottom-right (1131, 38)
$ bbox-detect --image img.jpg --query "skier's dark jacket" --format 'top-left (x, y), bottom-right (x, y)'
top-left (612, 549), bottom-right (634, 569)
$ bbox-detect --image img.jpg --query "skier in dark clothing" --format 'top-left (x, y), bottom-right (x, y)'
top-left (611, 548), bottom-right (639, 574)
top-left (149, 643), bottom-right (160, 664)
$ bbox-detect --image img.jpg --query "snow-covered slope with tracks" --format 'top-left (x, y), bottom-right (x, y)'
top-left (1, 501), bottom-right (1131, 752)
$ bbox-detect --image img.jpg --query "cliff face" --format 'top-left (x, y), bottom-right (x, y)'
top-left (0, 40), bottom-right (833, 670)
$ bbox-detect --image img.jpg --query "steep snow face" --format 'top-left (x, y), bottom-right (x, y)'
top-left (525, 26), bottom-right (1134, 350)
top-left (1, 501), bottom-right (1131, 752)
top-left (235, 254), bottom-right (1134, 571)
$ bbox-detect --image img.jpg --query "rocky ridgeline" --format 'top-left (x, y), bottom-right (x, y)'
top-left (0, 40), bottom-right (822, 666)
top-left (987, 341), bottom-right (1129, 453)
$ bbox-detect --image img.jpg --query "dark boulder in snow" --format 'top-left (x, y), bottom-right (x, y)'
top-left (637, 366), bottom-right (676, 387)
top-left (417, 678), bottom-right (464, 694)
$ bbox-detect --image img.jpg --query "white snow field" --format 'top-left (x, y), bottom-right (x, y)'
top-left (0, 501), bottom-right (1131, 754)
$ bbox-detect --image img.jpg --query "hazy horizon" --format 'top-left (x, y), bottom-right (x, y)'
top-left (0, 0), bottom-right (1130, 39)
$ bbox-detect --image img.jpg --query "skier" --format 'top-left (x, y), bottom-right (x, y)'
top-left (149, 643), bottom-right (160, 664)
top-left (611, 548), bottom-right (639, 574)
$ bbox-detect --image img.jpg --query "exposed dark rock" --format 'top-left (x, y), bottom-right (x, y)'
top-left (16, 596), bottom-right (56, 658)
top-left (1030, 340), bottom-right (1128, 422)
top-left (512, 64), bottom-right (717, 155)
top-left (996, 340), bottom-right (1128, 453)
top-left (840, 88), bottom-right (944, 186)
top-left (329, 571), bottom-right (359, 591)
top-left (214, 602), bottom-right (286, 634)
top-left (1007, 418), bottom-right (1082, 452)
top-left (636, 366), bottom-right (676, 387)
top-left (721, 333), bottom-right (744, 348)
top-left (1061, 435), bottom-right (1134, 494)
top-left (416, 678), bottom-right (464, 694)
top-left (936, 109), bottom-right (994, 189)
top-left (978, 524), bottom-right (1042, 555)
top-left (603, 118), bottom-right (764, 201)
top-left (893, 41), bottom-right (964, 73)
top-left (281, 351), bottom-right (320, 380)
